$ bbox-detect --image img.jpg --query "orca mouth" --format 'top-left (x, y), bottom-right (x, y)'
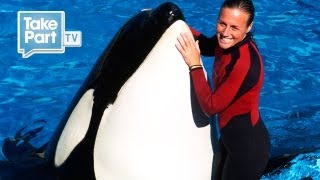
top-left (148, 2), bottom-right (185, 28)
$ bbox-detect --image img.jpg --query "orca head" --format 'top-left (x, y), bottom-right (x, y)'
top-left (146, 2), bottom-right (185, 32)
top-left (91, 2), bottom-right (185, 109)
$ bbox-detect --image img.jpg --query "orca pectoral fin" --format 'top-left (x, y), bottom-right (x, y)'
top-left (54, 89), bottom-right (94, 167)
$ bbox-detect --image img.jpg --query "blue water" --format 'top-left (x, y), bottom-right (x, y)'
top-left (0, 0), bottom-right (319, 179)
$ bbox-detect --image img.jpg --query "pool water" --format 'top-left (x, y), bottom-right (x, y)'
top-left (0, 0), bottom-right (319, 179)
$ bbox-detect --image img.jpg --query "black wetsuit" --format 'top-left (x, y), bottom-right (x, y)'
top-left (190, 31), bottom-right (271, 180)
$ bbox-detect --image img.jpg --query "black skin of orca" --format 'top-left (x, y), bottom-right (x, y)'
top-left (43, 2), bottom-right (185, 179)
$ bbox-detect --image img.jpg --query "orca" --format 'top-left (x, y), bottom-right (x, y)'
top-left (92, 16), bottom-right (212, 180)
top-left (0, 2), bottom-right (213, 179)
top-left (1, 2), bottom-right (215, 179)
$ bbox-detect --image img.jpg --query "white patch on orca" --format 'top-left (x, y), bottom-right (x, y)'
top-left (54, 89), bottom-right (94, 166)
top-left (94, 20), bottom-right (213, 180)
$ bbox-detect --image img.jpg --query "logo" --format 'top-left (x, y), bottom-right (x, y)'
top-left (17, 11), bottom-right (82, 58)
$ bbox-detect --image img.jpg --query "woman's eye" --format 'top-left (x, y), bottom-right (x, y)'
top-left (231, 27), bottom-right (238, 31)
top-left (219, 22), bottom-right (226, 27)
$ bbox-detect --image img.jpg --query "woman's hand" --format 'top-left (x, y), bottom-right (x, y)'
top-left (175, 32), bottom-right (201, 67)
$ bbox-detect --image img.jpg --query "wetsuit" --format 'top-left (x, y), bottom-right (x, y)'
top-left (190, 31), bottom-right (271, 180)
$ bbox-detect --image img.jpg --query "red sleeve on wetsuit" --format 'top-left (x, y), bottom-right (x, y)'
top-left (190, 55), bottom-right (250, 116)
top-left (189, 26), bottom-right (201, 37)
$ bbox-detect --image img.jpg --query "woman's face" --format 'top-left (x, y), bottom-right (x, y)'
top-left (216, 7), bottom-right (252, 49)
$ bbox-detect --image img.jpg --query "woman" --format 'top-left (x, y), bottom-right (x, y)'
top-left (175, 0), bottom-right (271, 179)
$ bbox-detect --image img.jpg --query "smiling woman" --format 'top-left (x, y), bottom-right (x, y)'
top-left (216, 7), bottom-right (252, 49)
top-left (175, 0), bottom-right (271, 179)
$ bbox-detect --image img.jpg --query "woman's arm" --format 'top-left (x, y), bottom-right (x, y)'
top-left (189, 59), bottom-right (249, 116)
top-left (176, 32), bottom-right (250, 116)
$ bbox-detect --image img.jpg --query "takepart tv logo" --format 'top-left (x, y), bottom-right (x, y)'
top-left (17, 11), bottom-right (82, 58)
